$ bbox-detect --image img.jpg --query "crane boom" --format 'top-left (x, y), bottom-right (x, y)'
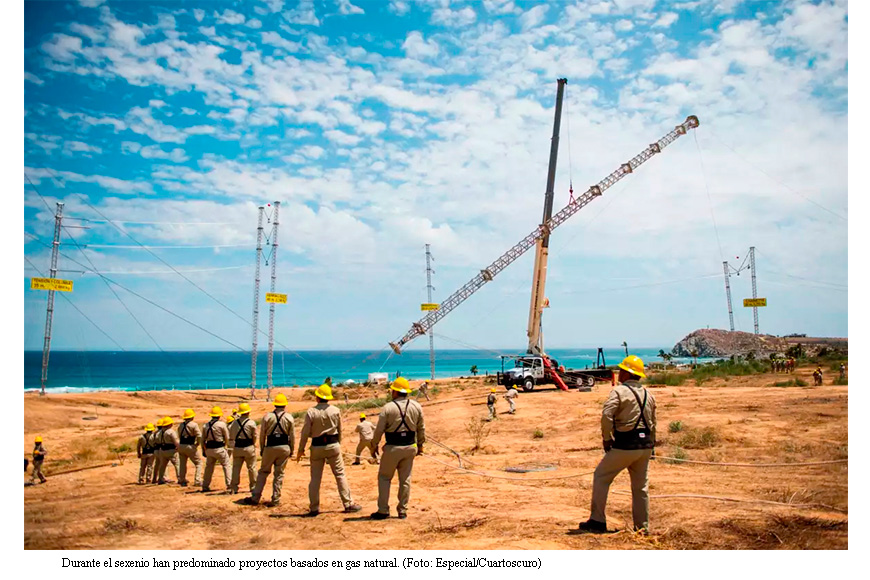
top-left (389, 114), bottom-right (700, 354)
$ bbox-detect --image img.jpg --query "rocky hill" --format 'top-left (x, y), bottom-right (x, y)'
top-left (671, 329), bottom-right (788, 358)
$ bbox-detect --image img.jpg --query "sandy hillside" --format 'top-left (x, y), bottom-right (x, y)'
top-left (23, 369), bottom-right (847, 550)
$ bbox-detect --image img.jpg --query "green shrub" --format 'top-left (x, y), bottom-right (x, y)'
top-left (668, 420), bottom-right (684, 433)
top-left (774, 380), bottom-right (795, 387)
top-left (109, 443), bottom-right (132, 454)
top-left (833, 377), bottom-right (848, 386)
top-left (795, 378), bottom-right (809, 387)
top-left (533, 428), bottom-right (544, 439)
top-left (662, 446), bottom-right (689, 464)
top-left (644, 373), bottom-right (686, 386)
top-left (676, 426), bottom-right (720, 449)
top-left (337, 395), bottom-right (391, 412)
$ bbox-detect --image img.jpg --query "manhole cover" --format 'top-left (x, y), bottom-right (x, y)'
top-left (504, 463), bottom-right (557, 473)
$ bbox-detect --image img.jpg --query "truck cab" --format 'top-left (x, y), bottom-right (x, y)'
top-left (497, 355), bottom-right (547, 392)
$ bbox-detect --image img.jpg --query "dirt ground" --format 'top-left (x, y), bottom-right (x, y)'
top-left (23, 367), bottom-right (848, 550)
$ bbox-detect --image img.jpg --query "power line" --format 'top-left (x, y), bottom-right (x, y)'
top-left (694, 131), bottom-right (724, 262)
top-left (84, 243), bottom-right (252, 249)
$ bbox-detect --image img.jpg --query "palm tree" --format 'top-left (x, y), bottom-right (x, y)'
top-left (470, 365), bottom-right (478, 376)
top-left (658, 349), bottom-right (667, 361)
top-left (690, 349), bottom-right (699, 367)
top-left (621, 341), bottom-right (628, 357)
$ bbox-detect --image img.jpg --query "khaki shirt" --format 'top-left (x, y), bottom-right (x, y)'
top-left (137, 433), bottom-right (154, 456)
top-left (228, 416), bottom-right (258, 448)
top-left (201, 419), bottom-right (230, 446)
top-left (372, 397), bottom-right (425, 448)
top-left (504, 388), bottom-right (518, 399)
top-left (177, 420), bottom-right (202, 446)
top-left (601, 380), bottom-right (656, 442)
top-left (160, 427), bottom-right (180, 449)
top-left (259, 410), bottom-right (296, 453)
top-left (487, 393), bottom-right (497, 406)
top-left (355, 420), bottom-right (375, 441)
top-left (299, 403), bottom-right (342, 450)
top-left (33, 443), bottom-right (46, 462)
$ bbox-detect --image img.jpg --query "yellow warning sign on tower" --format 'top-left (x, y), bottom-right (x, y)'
top-left (421, 303), bottom-right (439, 311)
top-left (266, 293), bottom-right (287, 304)
top-left (743, 298), bottom-right (767, 307)
top-left (30, 278), bottom-right (74, 292)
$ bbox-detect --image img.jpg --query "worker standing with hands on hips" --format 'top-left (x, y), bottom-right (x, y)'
top-left (30, 436), bottom-right (47, 484)
top-left (229, 402), bottom-right (258, 494)
top-left (176, 408), bottom-right (203, 487)
top-left (369, 377), bottom-right (425, 520)
top-left (244, 393), bottom-right (295, 506)
top-left (136, 424), bottom-right (156, 485)
top-left (296, 384), bottom-right (362, 516)
top-left (579, 355), bottom-right (656, 534)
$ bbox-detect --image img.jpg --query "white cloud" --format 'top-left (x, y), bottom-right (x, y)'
top-left (181, 107), bottom-right (197, 115)
top-left (324, 129), bottom-right (362, 146)
top-left (42, 34), bottom-right (83, 62)
top-left (78, 0), bottom-right (106, 7)
top-left (25, 166), bottom-right (154, 195)
top-left (193, 9), bottom-right (205, 22)
top-left (483, 0), bottom-right (519, 15)
top-left (614, 19), bottom-right (634, 31)
top-left (402, 31), bottom-right (439, 59)
top-left (216, 10), bottom-right (245, 26)
top-left (519, 4), bottom-right (549, 30)
top-left (25, 72), bottom-right (44, 85)
top-left (653, 12), bottom-right (679, 28)
top-left (247, 18), bottom-right (263, 29)
top-left (284, 0), bottom-right (320, 26)
top-left (63, 140), bottom-right (102, 156)
top-left (431, 5), bottom-right (477, 27)
top-left (389, 1), bottom-right (410, 16)
top-left (337, 0), bottom-right (364, 16)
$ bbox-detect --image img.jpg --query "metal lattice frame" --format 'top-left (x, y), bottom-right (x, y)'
top-left (267, 201), bottom-right (280, 400)
top-left (425, 244), bottom-right (435, 380)
top-left (723, 261), bottom-right (735, 332)
top-left (389, 115), bottom-right (700, 353)
top-left (250, 206), bottom-right (264, 399)
top-left (750, 246), bottom-right (758, 334)
top-left (40, 202), bottom-right (64, 396)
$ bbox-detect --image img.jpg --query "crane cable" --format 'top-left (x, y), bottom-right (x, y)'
top-left (693, 130), bottom-right (725, 263)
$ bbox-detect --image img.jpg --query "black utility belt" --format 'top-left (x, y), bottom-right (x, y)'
top-left (311, 434), bottom-right (339, 447)
top-left (234, 439), bottom-right (254, 448)
top-left (179, 437), bottom-right (196, 445)
top-left (160, 444), bottom-right (176, 451)
top-left (266, 434), bottom-right (289, 447)
top-left (612, 428), bottom-right (654, 450)
top-left (385, 431), bottom-right (416, 446)
top-left (205, 441), bottom-right (225, 449)
top-left (142, 448), bottom-right (155, 455)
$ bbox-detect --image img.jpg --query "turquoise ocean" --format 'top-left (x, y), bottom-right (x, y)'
top-left (24, 347), bottom-right (691, 393)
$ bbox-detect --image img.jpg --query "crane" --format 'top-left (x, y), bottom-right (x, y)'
top-left (388, 90), bottom-right (699, 356)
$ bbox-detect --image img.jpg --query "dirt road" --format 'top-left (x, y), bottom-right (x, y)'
top-left (23, 372), bottom-right (848, 549)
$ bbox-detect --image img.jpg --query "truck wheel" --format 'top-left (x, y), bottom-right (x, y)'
top-left (586, 376), bottom-right (595, 387)
top-left (522, 377), bottom-right (535, 392)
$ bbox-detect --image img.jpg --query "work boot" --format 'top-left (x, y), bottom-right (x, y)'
top-left (577, 519), bottom-right (608, 533)
top-left (397, 513), bottom-right (407, 520)
top-left (370, 512), bottom-right (389, 520)
top-left (242, 497), bottom-right (259, 505)
top-left (302, 510), bottom-right (319, 517)
top-left (352, 461), bottom-right (361, 465)
top-left (344, 504), bottom-right (362, 513)
top-left (265, 499), bottom-right (280, 507)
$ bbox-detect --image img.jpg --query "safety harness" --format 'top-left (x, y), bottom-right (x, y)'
top-left (612, 386), bottom-right (655, 450)
top-left (234, 418), bottom-right (254, 448)
top-left (179, 420), bottom-right (196, 445)
top-left (158, 429), bottom-right (176, 451)
top-left (266, 411), bottom-right (290, 447)
top-left (385, 399), bottom-right (416, 446)
top-left (204, 418), bottom-right (225, 449)
top-left (142, 432), bottom-right (155, 455)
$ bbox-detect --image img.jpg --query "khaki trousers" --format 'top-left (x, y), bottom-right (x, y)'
top-left (354, 439), bottom-right (377, 463)
top-left (309, 443), bottom-right (353, 512)
top-left (202, 446), bottom-right (231, 489)
top-left (177, 444), bottom-right (203, 486)
top-left (138, 454), bottom-right (155, 483)
top-left (251, 445), bottom-right (290, 503)
top-left (488, 404), bottom-right (496, 420)
top-left (376, 444), bottom-right (417, 516)
top-left (591, 448), bottom-right (652, 531)
top-left (507, 398), bottom-right (516, 413)
top-left (154, 450), bottom-right (179, 483)
top-left (231, 446), bottom-right (257, 493)
top-left (30, 459), bottom-right (47, 483)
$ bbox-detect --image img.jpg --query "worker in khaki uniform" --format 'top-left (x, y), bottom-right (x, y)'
top-left (200, 406), bottom-right (231, 492)
top-left (504, 387), bottom-right (518, 414)
top-left (416, 381), bottom-right (431, 401)
top-left (244, 394), bottom-right (295, 506)
top-left (579, 355), bottom-right (656, 533)
top-left (296, 384), bottom-right (362, 516)
top-left (176, 408), bottom-right (203, 487)
top-left (229, 403), bottom-right (258, 494)
top-left (136, 424), bottom-right (156, 484)
top-left (154, 416), bottom-right (180, 484)
top-left (352, 413), bottom-right (378, 465)
top-left (30, 436), bottom-right (47, 484)
top-left (370, 377), bottom-right (425, 520)
top-left (486, 388), bottom-right (498, 421)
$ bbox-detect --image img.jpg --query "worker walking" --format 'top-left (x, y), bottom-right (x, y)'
top-left (504, 387), bottom-right (518, 414)
top-left (486, 388), bottom-right (497, 421)
top-left (813, 366), bottom-right (824, 386)
top-left (370, 377), bottom-right (425, 520)
top-left (201, 406), bottom-right (231, 492)
top-left (30, 436), bottom-right (47, 484)
top-left (176, 408), bottom-right (203, 487)
top-left (353, 413), bottom-right (378, 465)
top-left (136, 423), bottom-right (156, 485)
top-left (154, 416), bottom-right (180, 484)
top-left (417, 381), bottom-right (431, 401)
top-left (579, 355), bottom-right (656, 534)
top-left (840, 363), bottom-right (846, 380)
top-left (244, 394), bottom-right (295, 506)
top-left (229, 403), bottom-right (258, 494)
top-left (296, 384), bottom-right (362, 516)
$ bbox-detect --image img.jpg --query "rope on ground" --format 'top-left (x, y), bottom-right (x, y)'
top-left (610, 490), bottom-right (847, 514)
top-left (653, 457), bottom-right (847, 467)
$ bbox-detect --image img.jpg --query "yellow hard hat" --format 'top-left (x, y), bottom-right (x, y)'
top-left (34, 436), bottom-right (43, 443)
top-left (491, 388), bottom-right (497, 392)
top-left (232, 408), bottom-right (238, 415)
top-left (618, 355), bottom-right (646, 379)
top-left (156, 417), bottom-right (164, 427)
top-left (163, 416), bottom-right (174, 426)
top-left (209, 406), bottom-right (222, 417)
top-left (273, 393), bottom-right (288, 406)
top-left (145, 423), bottom-right (155, 432)
top-left (226, 416), bottom-right (235, 423)
top-left (238, 402), bottom-right (251, 414)
top-left (182, 408), bottom-right (195, 420)
top-left (360, 413), bottom-right (366, 419)
top-left (314, 383), bottom-right (334, 400)
top-left (390, 376), bottom-right (411, 394)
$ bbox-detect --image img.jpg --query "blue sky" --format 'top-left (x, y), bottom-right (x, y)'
top-left (22, 0), bottom-right (848, 352)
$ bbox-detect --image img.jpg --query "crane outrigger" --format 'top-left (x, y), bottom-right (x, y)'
top-left (389, 78), bottom-right (699, 390)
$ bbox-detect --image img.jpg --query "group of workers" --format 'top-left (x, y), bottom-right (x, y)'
top-left (486, 386), bottom-right (518, 420)
top-left (134, 377), bottom-right (425, 520)
top-left (772, 358), bottom-right (796, 373)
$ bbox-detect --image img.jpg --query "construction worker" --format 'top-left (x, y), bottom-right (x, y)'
top-left (370, 377), bottom-right (425, 520)
top-left (839, 363), bottom-right (846, 380)
top-left (154, 416), bottom-right (180, 484)
top-left (244, 393), bottom-right (295, 506)
top-left (353, 413), bottom-right (378, 465)
top-left (229, 402), bottom-right (258, 494)
top-left (30, 436), bottom-right (47, 484)
top-left (579, 355), bottom-right (656, 534)
top-left (200, 406), bottom-right (231, 492)
top-left (296, 384), bottom-right (362, 516)
top-left (136, 423), bottom-right (156, 485)
top-left (504, 386), bottom-right (518, 414)
top-left (176, 408), bottom-right (203, 487)
top-left (486, 388), bottom-right (497, 421)
top-left (813, 365), bottom-right (823, 386)
top-left (231, 408), bottom-right (239, 421)
top-left (417, 381), bottom-right (431, 401)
